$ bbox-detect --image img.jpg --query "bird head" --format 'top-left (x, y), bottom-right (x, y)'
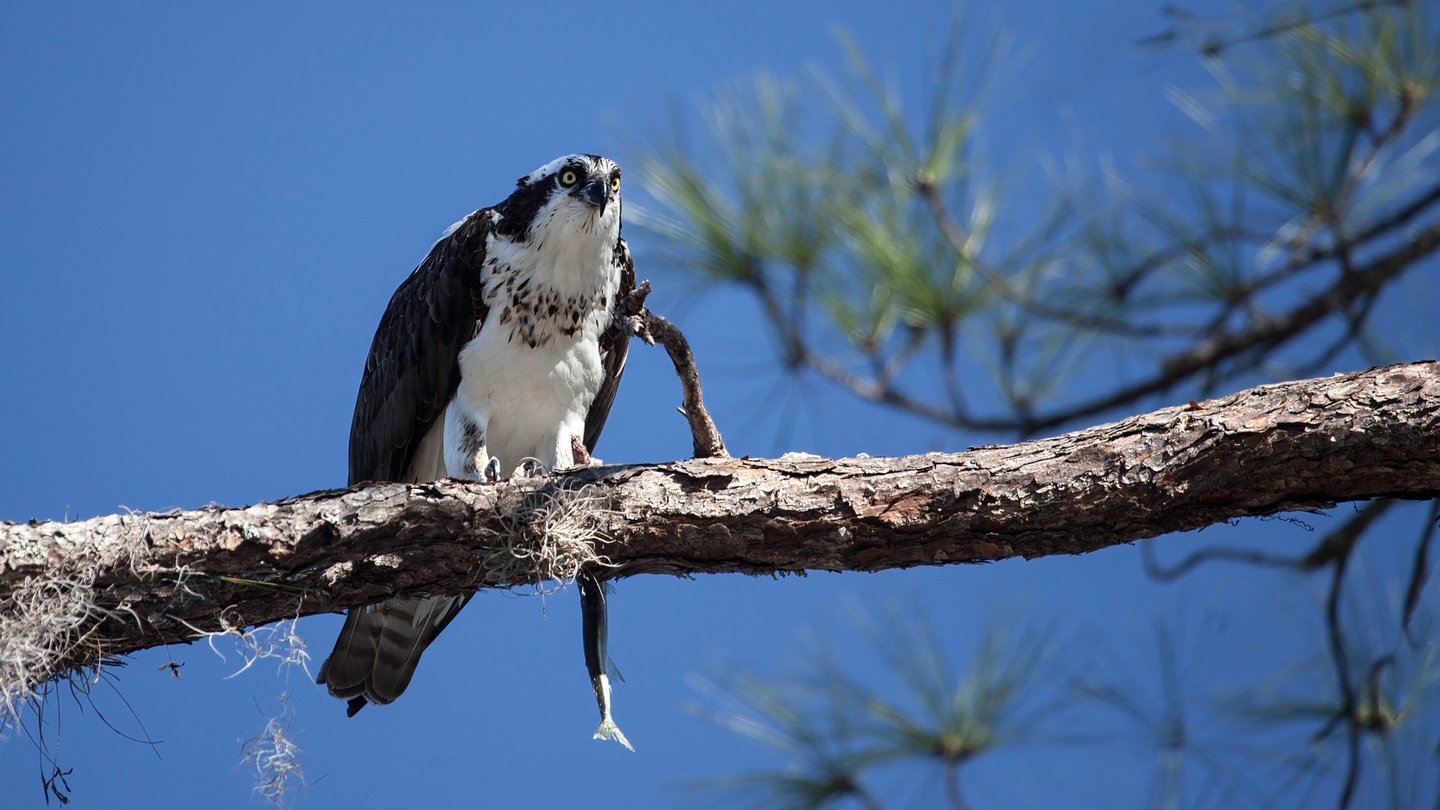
top-left (495, 154), bottom-right (623, 242)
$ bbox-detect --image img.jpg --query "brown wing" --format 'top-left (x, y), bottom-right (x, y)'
top-left (320, 210), bottom-right (492, 714)
top-left (582, 237), bottom-right (636, 453)
top-left (347, 211), bottom-right (493, 485)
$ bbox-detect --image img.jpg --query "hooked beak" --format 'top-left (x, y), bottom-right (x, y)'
top-left (580, 177), bottom-right (611, 214)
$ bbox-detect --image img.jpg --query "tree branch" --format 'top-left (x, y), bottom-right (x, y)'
top-left (2, 362), bottom-right (1438, 684)
top-left (625, 284), bottom-right (730, 459)
top-left (1014, 221), bottom-right (1440, 432)
top-left (832, 184), bottom-right (1440, 436)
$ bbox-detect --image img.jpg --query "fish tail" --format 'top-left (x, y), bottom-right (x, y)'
top-left (590, 671), bottom-right (635, 751)
top-left (592, 716), bottom-right (634, 752)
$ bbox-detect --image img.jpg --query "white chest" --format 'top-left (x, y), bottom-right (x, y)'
top-left (452, 313), bottom-right (604, 471)
top-left (446, 228), bottom-right (620, 474)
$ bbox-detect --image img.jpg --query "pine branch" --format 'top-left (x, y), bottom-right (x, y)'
top-left (2, 362), bottom-right (1437, 687)
top-left (814, 219), bottom-right (1440, 435)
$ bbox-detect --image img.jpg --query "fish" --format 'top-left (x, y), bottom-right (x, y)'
top-left (579, 572), bottom-right (633, 751)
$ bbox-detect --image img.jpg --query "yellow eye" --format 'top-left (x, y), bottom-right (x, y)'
top-left (610, 176), bottom-right (621, 193)
top-left (560, 170), bottom-right (579, 186)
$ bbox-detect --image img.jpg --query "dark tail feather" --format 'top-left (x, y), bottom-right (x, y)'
top-left (318, 594), bottom-right (471, 714)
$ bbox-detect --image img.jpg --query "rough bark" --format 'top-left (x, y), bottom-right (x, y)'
top-left (2, 362), bottom-right (1437, 678)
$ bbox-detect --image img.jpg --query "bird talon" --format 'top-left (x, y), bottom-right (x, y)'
top-left (628, 314), bottom-right (654, 346)
top-left (571, 435), bottom-right (603, 467)
top-left (514, 457), bottom-right (547, 478)
top-left (483, 457), bottom-right (502, 483)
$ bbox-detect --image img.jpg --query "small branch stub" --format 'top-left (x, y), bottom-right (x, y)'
top-left (621, 281), bottom-right (729, 459)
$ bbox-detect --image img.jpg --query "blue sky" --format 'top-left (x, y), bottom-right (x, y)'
top-left (2, 2), bottom-right (1434, 808)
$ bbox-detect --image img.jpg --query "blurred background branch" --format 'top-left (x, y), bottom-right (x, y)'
top-left (636, 1), bottom-right (1439, 807)
top-left (636, 0), bottom-right (1439, 437)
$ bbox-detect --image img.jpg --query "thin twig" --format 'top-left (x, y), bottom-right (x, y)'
top-left (918, 179), bottom-right (1193, 339)
top-left (1205, 182), bottom-right (1440, 336)
top-left (1402, 501), bottom-right (1439, 642)
top-left (1141, 0), bottom-right (1407, 56)
top-left (1140, 500), bottom-right (1393, 581)
top-left (805, 218), bottom-right (1438, 434)
top-left (1322, 546), bottom-right (1362, 810)
top-left (806, 181), bottom-right (1440, 435)
top-left (626, 283), bottom-right (729, 459)
top-left (1141, 542), bottom-right (1309, 581)
top-left (1015, 222), bottom-right (1440, 433)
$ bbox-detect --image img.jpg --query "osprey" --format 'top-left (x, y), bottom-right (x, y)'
top-left (318, 154), bottom-right (635, 748)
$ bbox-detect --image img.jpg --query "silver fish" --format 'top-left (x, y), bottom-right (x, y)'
top-left (579, 572), bottom-right (633, 751)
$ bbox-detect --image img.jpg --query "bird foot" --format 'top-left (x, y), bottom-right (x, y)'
top-left (483, 457), bottom-right (502, 483)
top-left (571, 435), bottom-right (603, 468)
top-left (627, 314), bottom-right (655, 346)
top-left (513, 457), bottom-right (547, 478)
